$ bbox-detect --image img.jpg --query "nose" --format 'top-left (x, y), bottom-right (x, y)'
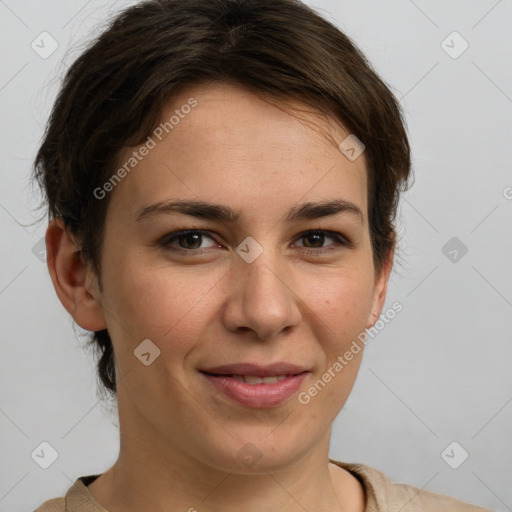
top-left (221, 248), bottom-right (302, 341)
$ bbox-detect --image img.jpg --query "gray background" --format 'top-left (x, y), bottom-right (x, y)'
top-left (0, 0), bottom-right (511, 510)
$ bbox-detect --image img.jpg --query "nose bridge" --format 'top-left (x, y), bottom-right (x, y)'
top-left (239, 239), bottom-right (284, 303)
top-left (242, 244), bottom-right (282, 294)
top-left (224, 238), bottom-right (302, 339)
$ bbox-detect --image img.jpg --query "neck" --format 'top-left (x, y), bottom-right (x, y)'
top-left (88, 433), bottom-right (357, 512)
top-left (86, 394), bottom-right (364, 511)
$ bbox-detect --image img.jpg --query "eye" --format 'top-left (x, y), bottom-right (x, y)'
top-left (294, 230), bottom-right (353, 255)
top-left (160, 229), bottom-right (219, 255)
top-left (159, 229), bottom-right (353, 256)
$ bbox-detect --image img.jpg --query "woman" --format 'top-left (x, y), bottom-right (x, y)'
top-left (33, 0), bottom-right (492, 510)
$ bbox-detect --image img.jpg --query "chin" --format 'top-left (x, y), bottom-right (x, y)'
top-left (197, 430), bottom-right (312, 475)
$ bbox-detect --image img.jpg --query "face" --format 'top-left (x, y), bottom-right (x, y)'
top-left (82, 82), bottom-right (391, 473)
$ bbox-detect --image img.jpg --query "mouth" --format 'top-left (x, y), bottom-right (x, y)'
top-left (199, 361), bottom-right (308, 377)
top-left (198, 363), bottom-right (310, 408)
top-left (200, 372), bottom-right (307, 384)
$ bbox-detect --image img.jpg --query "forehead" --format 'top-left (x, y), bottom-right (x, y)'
top-left (109, 82), bottom-right (368, 226)
top-left (164, 81), bottom-right (358, 158)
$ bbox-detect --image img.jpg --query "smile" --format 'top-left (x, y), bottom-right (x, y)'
top-left (199, 371), bottom-right (309, 408)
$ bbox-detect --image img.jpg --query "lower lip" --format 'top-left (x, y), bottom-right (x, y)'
top-left (200, 372), bottom-right (308, 408)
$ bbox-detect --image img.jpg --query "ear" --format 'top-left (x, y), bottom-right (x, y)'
top-left (45, 218), bottom-right (107, 331)
top-left (367, 242), bottom-right (395, 329)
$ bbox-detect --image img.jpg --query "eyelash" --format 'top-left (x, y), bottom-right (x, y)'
top-left (159, 229), bottom-right (354, 257)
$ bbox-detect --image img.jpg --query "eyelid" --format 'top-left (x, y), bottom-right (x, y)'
top-left (159, 229), bottom-right (217, 250)
top-left (300, 229), bottom-right (354, 248)
top-left (159, 228), bottom-right (354, 254)
top-left (159, 228), bottom-right (356, 257)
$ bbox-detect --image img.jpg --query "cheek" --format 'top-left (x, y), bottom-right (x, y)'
top-left (102, 251), bottom-right (225, 348)
top-left (297, 273), bottom-right (371, 415)
top-left (302, 265), bottom-right (375, 338)
top-left (100, 256), bottom-right (223, 394)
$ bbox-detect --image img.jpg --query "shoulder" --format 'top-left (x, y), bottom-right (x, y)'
top-left (382, 477), bottom-right (492, 511)
top-left (329, 459), bottom-right (492, 511)
top-left (33, 497), bottom-right (65, 512)
top-left (33, 474), bottom-right (103, 512)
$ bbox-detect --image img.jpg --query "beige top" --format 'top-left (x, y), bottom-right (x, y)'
top-left (34, 458), bottom-right (492, 511)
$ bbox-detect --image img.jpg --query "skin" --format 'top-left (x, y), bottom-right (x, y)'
top-left (46, 81), bottom-right (394, 511)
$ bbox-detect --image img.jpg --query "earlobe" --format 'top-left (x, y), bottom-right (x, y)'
top-left (45, 218), bottom-right (107, 331)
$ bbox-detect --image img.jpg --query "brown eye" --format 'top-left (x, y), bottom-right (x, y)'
top-left (301, 231), bottom-right (329, 248)
top-left (174, 232), bottom-right (203, 250)
top-left (295, 230), bottom-right (352, 254)
top-left (160, 230), bottom-right (218, 254)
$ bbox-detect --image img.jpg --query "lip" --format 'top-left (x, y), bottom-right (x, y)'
top-left (200, 362), bottom-right (307, 377)
top-left (200, 371), bottom-right (309, 408)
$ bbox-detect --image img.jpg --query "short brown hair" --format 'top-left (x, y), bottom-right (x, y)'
top-left (33, 0), bottom-right (412, 397)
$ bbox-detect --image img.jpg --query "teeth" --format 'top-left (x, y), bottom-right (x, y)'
top-left (231, 375), bottom-right (289, 384)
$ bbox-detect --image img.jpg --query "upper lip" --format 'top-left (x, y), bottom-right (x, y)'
top-left (200, 362), bottom-right (308, 376)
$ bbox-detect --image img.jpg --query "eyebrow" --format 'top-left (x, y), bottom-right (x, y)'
top-left (135, 198), bottom-right (364, 224)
